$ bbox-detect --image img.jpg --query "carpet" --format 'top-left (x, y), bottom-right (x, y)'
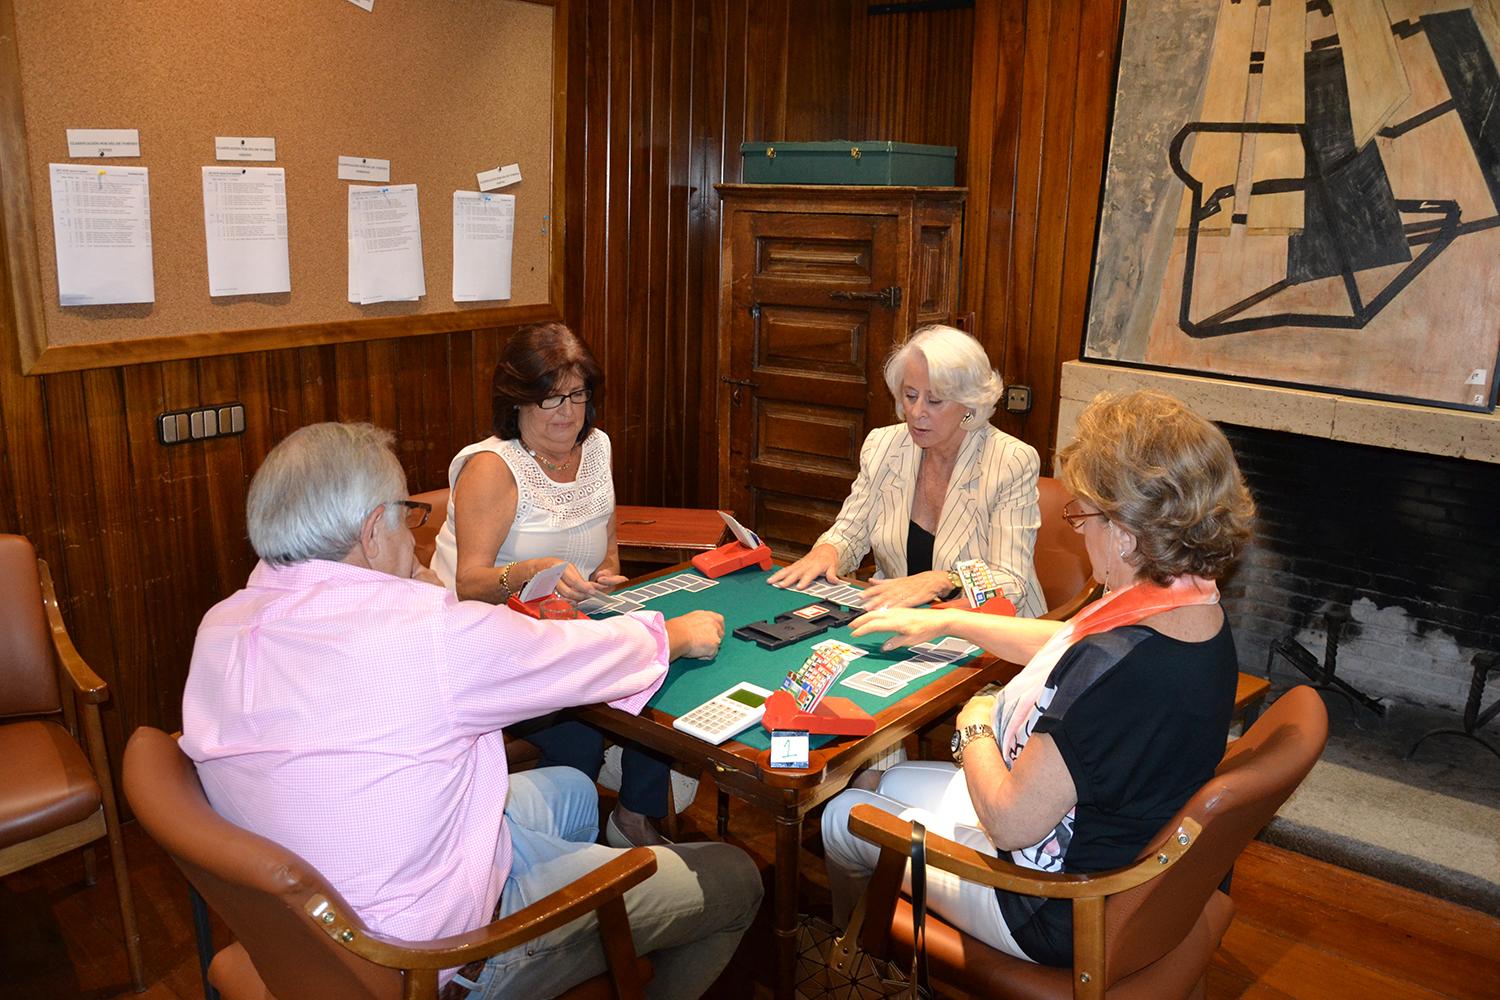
top-left (1254, 684), bottom-right (1500, 916)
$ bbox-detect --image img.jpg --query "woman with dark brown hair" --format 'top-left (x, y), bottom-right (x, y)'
top-left (432, 322), bottom-right (684, 847)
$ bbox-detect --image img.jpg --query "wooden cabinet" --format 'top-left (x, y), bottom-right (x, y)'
top-left (714, 184), bottom-right (965, 558)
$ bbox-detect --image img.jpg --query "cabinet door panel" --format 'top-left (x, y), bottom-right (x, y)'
top-left (717, 188), bottom-right (963, 559)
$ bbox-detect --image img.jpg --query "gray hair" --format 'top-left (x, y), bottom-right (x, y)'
top-left (883, 324), bottom-right (1003, 424)
top-left (247, 422), bottom-right (407, 567)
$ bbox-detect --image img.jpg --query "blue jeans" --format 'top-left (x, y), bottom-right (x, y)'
top-left (470, 767), bottom-right (763, 1000)
top-left (513, 717), bottom-right (674, 817)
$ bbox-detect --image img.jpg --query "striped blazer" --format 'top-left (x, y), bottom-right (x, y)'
top-left (816, 422), bottom-right (1044, 618)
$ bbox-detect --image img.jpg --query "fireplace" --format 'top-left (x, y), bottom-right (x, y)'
top-left (1218, 423), bottom-right (1500, 713)
top-left (1057, 361), bottom-right (1500, 714)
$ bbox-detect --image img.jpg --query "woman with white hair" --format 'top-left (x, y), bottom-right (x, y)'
top-left (770, 324), bottom-right (1044, 617)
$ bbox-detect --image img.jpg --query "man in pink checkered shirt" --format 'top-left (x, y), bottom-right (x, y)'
top-left (182, 422), bottom-right (762, 999)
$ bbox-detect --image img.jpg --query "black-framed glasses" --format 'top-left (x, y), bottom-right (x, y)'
top-left (538, 387), bottom-right (593, 410)
top-left (391, 499), bottom-right (432, 529)
top-left (1061, 500), bottom-right (1106, 531)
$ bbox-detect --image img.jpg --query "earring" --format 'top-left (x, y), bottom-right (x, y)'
top-left (961, 412), bottom-right (973, 424)
top-left (1118, 548), bottom-right (1128, 560)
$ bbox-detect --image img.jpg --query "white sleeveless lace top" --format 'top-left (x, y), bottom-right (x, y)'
top-left (431, 430), bottom-right (615, 590)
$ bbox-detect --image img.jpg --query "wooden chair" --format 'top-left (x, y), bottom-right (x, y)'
top-left (0, 534), bottom-right (144, 991)
top-left (1035, 476), bottom-right (1105, 621)
top-left (844, 685), bottom-right (1329, 1000)
top-left (123, 727), bottom-right (657, 1000)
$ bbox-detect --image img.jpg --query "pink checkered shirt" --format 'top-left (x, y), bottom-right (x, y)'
top-left (181, 558), bottom-right (667, 951)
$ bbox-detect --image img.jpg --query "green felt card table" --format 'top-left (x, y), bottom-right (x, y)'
top-left (574, 563), bottom-right (1022, 1000)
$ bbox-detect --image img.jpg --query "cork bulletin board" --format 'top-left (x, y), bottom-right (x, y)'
top-left (0, 0), bottom-right (566, 374)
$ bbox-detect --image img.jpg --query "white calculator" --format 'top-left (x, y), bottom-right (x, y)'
top-left (672, 682), bottom-right (773, 745)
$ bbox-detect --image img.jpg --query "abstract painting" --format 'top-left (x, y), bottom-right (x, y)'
top-left (1084, 0), bottom-right (1500, 411)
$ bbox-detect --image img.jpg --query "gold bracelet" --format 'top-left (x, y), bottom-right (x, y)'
top-left (499, 562), bottom-right (514, 599)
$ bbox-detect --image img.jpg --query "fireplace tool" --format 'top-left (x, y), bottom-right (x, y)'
top-left (1406, 653), bottom-right (1500, 762)
top-left (1265, 607), bottom-right (1386, 725)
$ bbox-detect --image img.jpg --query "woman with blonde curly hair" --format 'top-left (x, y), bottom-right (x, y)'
top-left (819, 389), bottom-right (1255, 967)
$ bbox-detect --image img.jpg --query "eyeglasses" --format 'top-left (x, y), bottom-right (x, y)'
top-left (1061, 500), bottom-right (1107, 531)
top-left (391, 499), bottom-right (432, 529)
top-left (537, 387), bottom-right (593, 410)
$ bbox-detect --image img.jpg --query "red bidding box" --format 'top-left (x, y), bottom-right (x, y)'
top-left (761, 690), bottom-right (876, 737)
top-left (506, 594), bottom-right (582, 620)
top-left (691, 540), bottom-right (773, 578)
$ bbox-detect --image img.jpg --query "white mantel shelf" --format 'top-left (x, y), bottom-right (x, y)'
top-left (1057, 361), bottom-right (1500, 464)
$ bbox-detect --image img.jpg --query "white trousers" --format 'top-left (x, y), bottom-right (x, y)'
top-left (820, 759), bottom-right (1035, 962)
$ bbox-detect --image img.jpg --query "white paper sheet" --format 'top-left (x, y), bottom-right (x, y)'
top-left (452, 191), bottom-right (514, 302)
top-left (202, 167), bottom-right (290, 297)
top-left (347, 184), bottom-right (425, 304)
top-left (520, 562), bottom-right (567, 602)
top-left (49, 163), bottom-right (155, 306)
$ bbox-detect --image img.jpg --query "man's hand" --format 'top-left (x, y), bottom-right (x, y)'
top-left (848, 607), bottom-right (952, 652)
top-left (957, 693), bottom-right (997, 732)
top-left (768, 543), bottom-right (842, 590)
top-left (859, 570), bottom-right (951, 610)
top-left (665, 610), bottom-right (725, 660)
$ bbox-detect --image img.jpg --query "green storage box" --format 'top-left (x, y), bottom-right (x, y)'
top-left (739, 140), bottom-right (956, 186)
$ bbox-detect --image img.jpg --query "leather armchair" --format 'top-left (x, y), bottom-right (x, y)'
top-left (1035, 477), bottom-right (1104, 621)
top-left (123, 727), bottom-right (657, 1000)
top-left (844, 685), bottom-right (1329, 999)
top-left (0, 534), bottom-right (144, 991)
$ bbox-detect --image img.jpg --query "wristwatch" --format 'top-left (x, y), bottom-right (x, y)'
top-left (950, 723), bottom-right (996, 766)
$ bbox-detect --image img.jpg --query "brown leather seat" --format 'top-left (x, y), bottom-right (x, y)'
top-left (1035, 476), bottom-right (1103, 621)
top-left (123, 726), bottom-right (657, 1000)
top-left (847, 685), bottom-right (1329, 999)
top-left (0, 534), bottom-right (144, 990)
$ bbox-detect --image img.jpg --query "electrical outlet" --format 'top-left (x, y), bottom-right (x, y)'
top-left (1003, 385), bottom-right (1032, 414)
top-left (158, 402), bottom-right (245, 445)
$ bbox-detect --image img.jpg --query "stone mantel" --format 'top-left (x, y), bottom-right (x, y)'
top-left (1057, 361), bottom-right (1500, 464)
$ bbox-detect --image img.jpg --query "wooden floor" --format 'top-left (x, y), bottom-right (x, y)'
top-left (4, 785), bottom-right (1498, 1000)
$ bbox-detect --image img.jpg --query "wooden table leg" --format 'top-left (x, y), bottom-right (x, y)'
top-left (774, 812), bottom-right (802, 1000)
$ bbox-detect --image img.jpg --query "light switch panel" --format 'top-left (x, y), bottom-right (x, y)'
top-left (157, 401), bottom-right (247, 446)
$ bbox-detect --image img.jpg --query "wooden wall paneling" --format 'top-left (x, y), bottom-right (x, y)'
top-left (662, 0), bottom-right (694, 506)
top-left (159, 358), bottom-right (224, 706)
top-left (333, 341), bottom-right (373, 426)
top-left (642, 0), bottom-right (673, 503)
top-left (783, 1), bottom-right (853, 141)
top-left (963, 1), bottom-right (1026, 371)
top-left (445, 332), bottom-right (476, 473)
top-left (235, 351), bottom-right (275, 468)
top-left (117, 364), bottom-right (189, 734)
top-left (392, 335), bottom-right (438, 487)
top-left (1050, 0), bottom-right (1125, 463)
top-left (744, 3), bottom-right (789, 143)
top-left (472, 330), bottom-right (503, 446)
top-left (993, 0), bottom-right (1053, 445)
top-left (1020, 0), bottom-right (1085, 456)
top-left (78, 366), bottom-right (153, 782)
top-left (41, 370), bottom-right (125, 768)
top-left (364, 339), bottom-right (399, 438)
top-left (692, 0), bottom-right (733, 509)
top-left (194, 355), bottom-right (253, 598)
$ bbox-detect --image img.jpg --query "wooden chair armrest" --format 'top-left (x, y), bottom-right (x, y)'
top-left (37, 558), bottom-right (109, 704)
top-left (307, 847), bottom-right (658, 970)
top-left (1039, 581), bottom-right (1105, 622)
top-left (847, 803), bottom-right (1199, 898)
